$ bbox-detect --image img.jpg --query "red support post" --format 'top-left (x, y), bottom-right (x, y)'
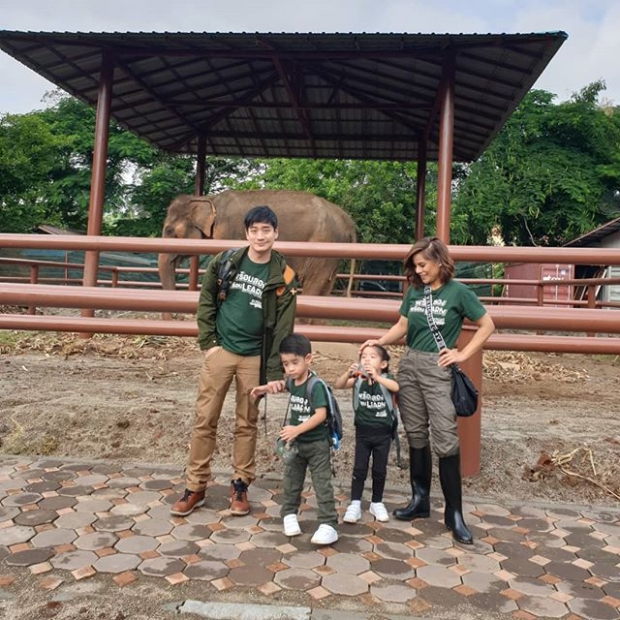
top-left (435, 54), bottom-right (455, 244)
top-left (82, 53), bottom-right (114, 322)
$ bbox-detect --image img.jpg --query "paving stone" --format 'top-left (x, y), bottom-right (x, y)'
top-left (419, 585), bottom-right (470, 606)
top-left (132, 518), bottom-right (172, 537)
top-left (486, 527), bottom-right (528, 543)
top-left (182, 507), bottom-right (222, 525)
top-left (2, 525), bottom-right (35, 545)
top-left (107, 477), bottom-right (142, 489)
top-left (58, 485), bottom-right (94, 497)
top-left (229, 564), bottom-right (273, 586)
top-left (220, 514), bottom-right (260, 529)
top-left (518, 594), bottom-right (568, 618)
top-left (138, 557), bottom-right (185, 577)
top-left (198, 543), bottom-right (242, 562)
top-left (416, 564), bottom-right (461, 588)
top-left (72, 474), bottom-right (108, 486)
top-left (518, 518), bottom-right (554, 532)
top-left (508, 577), bottom-right (555, 597)
top-left (111, 503), bottom-right (148, 517)
top-left (0, 507), bottom-right (19, 522)
top-left (461, 570), bottom-right (504, 593)
top-left (31, 528), bottom-right (77, 548)
top-left (184, 560), bottom-right (229, 581)
top-left (41, 471), bottom-right (76, 482)
top-left (51, 550), bottom-right (99, 571)
top-left (602, 582), bottom-right (620, 598)
top-left (139, 479), bottom-right (173, 491)
top-left (209, 528), bottom-right (251, 544)
top-left (55, 512), bottom-right (96, 529)
top-left (545, 561), bottom-right (591, 581)
top-left (74, 532), bottom-right (119, 551)
top-left (24, 481), bottom-right (61, 494)
top-left (13, 509), bottom-right (58, 527)
top-left (158, 540), bottom-right (200, 557)
top-left (564, 531), bottom-right (603, 548)
top-left (248, 530), bottom-right (289, 548)
top-left (321, 572), bottom-right (368, 596)
top-left (501, 557), bottom-right (545, 578)
top-left (115, 535), bottom-right (159, 554)
top-left (38, 496), bottom-right (77, 511)
top-left (126, 491), bottom-right (162, 505)
top-left (94, 553), bottom-right (141, 573)
top-left (373, 540), bottom-right (412, 560)
top-left (93, 515), bottom-right (134, 532)
top-left (75, 499), bottom-right (113, 513)
top-left (2, 493), bottom-right (42, 507)
top-left (335, 522), bottom-right (374, 538)
top-left (467, 591), bottom-right (519, 613)
top-left (457, 552), bottom-right (502, 573)
top-left (171, 523), bottom-right (211, 541)
top-left (531, 545), bottom-right (577, 563)
top-left (416, 547), bottom-right (457, 566)
top-left (370, 582), bottom-right (417, 603)
top-left (326, 553), bottom-right (369, 575)
top-left (239, 548), bottom-right (281, 566)
top-left (590, 562), bottom-right (620, 583)
top-left (91, 488), bottom-right (127, 500)
top-left (282, 551), bottom-right (325, 569)
top-left (556, 580), bottom-right (607, 599)
top-left (4, 548), bottom-right (54, 567)
top-left (589, 522), bottom-right (620, 537)
top-left (375, 527), bottom-right (417, 544)
top-left (567, 597), bottom-right (620, 620)
top-left (577, 545), bottom-right (620, 565)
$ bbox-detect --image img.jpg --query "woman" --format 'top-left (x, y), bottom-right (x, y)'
top-left (362, 237), bottom-right (494, 544)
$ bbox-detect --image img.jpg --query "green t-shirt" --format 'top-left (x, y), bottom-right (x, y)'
top-left (399, 280), bottom-right (486, 352)
top-left (288, 373), bottom-right (329, 443)
top-left (216, 254), bottom-right (269, 355)
top-left (354, 373), bottom-right (395, 428)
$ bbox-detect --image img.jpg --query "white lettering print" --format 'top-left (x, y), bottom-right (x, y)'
top-left (409, 298), bottom-right (446, 326)
top-left (358, 390), bottom-right (388, 417)
top-left (290, 394), bottom-right (311, 419)
top-left (230, 270), bottom-right (266, 306)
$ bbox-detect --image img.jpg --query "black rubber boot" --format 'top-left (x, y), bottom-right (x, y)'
top-left (439, 453), bottom-right (473, 544)
top-left (393, 446), bottom-right (431, 520)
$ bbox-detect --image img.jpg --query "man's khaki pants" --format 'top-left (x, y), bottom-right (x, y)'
top-left (185, 347), bottom-right (260, 491)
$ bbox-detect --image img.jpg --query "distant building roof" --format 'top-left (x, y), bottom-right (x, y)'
top-left (35, 225), bottom-right (83, 235)
top-left (0, 30), bottom-right (566, 162)
top-left (564, 216), bottom-right (620, 247)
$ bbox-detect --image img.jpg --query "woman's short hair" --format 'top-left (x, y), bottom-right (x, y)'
top-left (403, 237), bottom-right (455, 288)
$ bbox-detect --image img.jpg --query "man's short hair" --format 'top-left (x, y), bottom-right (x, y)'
top-left (244, 205), bottom-right (278, 230)
top-left (279, 333), bottom-right (312, 357)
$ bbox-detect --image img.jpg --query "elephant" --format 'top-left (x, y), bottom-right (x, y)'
top-left (157, 190), bottom-right (357, 318)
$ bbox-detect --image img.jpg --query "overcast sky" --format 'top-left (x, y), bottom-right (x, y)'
top-left (1, 0), bottom-right (619, 115)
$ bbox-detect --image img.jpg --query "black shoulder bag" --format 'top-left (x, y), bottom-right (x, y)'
top-left (422, 286), bottom-right (479, 417)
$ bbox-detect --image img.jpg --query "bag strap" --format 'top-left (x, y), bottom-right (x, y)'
top-left (423, 285), bottom-right (448, 352)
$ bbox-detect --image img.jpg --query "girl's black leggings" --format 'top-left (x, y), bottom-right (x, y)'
top-left (351, 425), bottom-right (392, 502)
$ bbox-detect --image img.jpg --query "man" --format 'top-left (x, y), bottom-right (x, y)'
top-left (171, 205), bottom-right (297, 517)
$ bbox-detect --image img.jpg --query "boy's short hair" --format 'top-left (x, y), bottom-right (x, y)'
top-left (244, 205), bottom-right (278, 230)
top-left (280, 333), bottom-right (312, 357)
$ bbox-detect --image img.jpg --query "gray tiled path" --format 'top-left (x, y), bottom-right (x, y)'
top-left (1, 456), bottom-right (619, 619)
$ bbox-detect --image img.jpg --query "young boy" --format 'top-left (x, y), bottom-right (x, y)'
top-left (251, 334), bottom-right (338, 545)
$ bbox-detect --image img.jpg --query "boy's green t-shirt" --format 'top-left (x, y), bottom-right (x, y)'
top-left (354, 373), bottom-right (395, 428)
top-left (399, 280), bottom-right (486, 352)
top-left (288, 374), bottom-right (329, 443)
top-left (216, 254), bottom-right (269, 355)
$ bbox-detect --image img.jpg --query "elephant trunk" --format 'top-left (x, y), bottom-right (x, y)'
top-left (158, 252), bottom-right (178, 321)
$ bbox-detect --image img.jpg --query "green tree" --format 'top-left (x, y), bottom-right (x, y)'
top-left (454, 82), bottom-right (620, 246)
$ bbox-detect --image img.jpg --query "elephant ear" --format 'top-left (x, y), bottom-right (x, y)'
top-left (189, 197), bottom-right (217, 238)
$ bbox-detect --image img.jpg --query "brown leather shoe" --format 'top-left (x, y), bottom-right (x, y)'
top-left (230, 479), bottom-right (250, 516)
top-left (170, 489), bottom-right (205, 516)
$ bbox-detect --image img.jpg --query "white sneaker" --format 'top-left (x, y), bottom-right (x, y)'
top-left (311, 524), bottom-right (338, 545)
top-left (369, 502), bottom-right (390, 522)
top-left (343, 502), bottom-right (362, 523)
top-left (283, 513), bottom-right (302, 537)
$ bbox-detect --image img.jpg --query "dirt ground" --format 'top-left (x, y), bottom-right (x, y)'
top-left (1, 330), bottom-right (619, 507)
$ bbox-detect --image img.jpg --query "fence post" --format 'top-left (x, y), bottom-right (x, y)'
top-left (28, 265), bottom-right (39, 315)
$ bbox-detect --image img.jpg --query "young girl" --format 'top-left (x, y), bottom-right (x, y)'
top-left (334, 344), bottom-right (399, 523)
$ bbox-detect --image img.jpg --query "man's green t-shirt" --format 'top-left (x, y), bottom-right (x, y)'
top-left (216, 254), bottom-right (269, 355)
top-left (354, 374), bottom-right (395, 428)
top-left (288, 374), bottom-right (329, 443)
top-left (399, 280), bottom-right (486, 352)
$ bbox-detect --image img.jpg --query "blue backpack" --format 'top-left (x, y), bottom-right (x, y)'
top-left (285, 374), bottom-right (343, 449)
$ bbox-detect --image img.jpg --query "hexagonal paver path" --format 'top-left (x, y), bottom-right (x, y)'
top-left (1, 455), bottom-right (620, 620)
